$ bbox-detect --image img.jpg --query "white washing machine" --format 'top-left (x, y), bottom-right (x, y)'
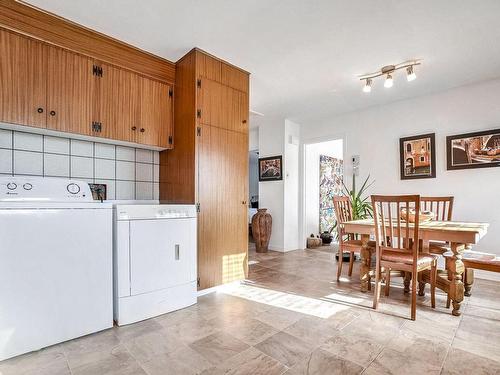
top-left (114, 204), bottom-right (197, 325)
top-left (0, 176), bottom-right (113, 361)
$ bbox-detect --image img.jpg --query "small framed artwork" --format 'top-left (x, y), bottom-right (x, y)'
top-left (447, 128), bottom-right (500, 170)
top-left (259, 155), bottom-right (283, 181)
top-left (399, 133), bottom-right (436, 180)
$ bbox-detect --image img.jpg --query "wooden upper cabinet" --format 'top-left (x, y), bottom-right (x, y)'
top-left (0, 29), bottom-right (47, 128)
top-left (46, 46), bottom-right (94, 136)
top-left (137, 78), bottom-right (173, 148)
top-left (198, 78), bottom-right (248, 133)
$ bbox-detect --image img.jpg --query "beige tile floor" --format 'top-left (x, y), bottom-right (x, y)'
top-left (1, 245), bottom-right (500, 375)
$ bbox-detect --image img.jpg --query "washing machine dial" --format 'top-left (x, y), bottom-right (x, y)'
top-left (7, 182), bottom-right (17, 190)
top-left (23, 183), bottom-right (33, 190)
top-left (67, 183), bottom-right (80, 194)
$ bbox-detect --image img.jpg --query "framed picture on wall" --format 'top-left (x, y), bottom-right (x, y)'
top-left (399, 133), bottom-right (436, 180)
top-left (446, 128), bottom-right (500, 170)
top-left (258, 155), bottom-right (283, 181)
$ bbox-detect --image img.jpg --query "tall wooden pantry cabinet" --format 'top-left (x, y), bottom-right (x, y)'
top-left (159, 49), bottom-right (249, 290)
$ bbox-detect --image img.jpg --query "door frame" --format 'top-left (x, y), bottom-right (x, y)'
top-left (299, 132), bottom-right (347, 249)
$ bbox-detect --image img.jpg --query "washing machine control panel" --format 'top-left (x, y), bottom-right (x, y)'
top-left (0, 177), bottom-right (93, 202)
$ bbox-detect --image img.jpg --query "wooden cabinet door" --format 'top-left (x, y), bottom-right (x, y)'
top-left (93, 63), bottom-right (139, 142)
top-left (197, 125), bottom-right (248, 290)
top-left (0, 29), bottom-right (47, 128)
top-left (46, 46), bottom-right (94, 136)
top-left (198, 78), bottom-right (247, 133)
top-left (138, 77), bottom-right (173, 148)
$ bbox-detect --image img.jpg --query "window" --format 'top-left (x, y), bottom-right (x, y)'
top-left (406, 143), bottom-right (412, 152)
top-left (420, 156), bottom-right (425, 162)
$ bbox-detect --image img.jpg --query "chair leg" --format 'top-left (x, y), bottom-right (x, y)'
top-left (431, 262), bottom-right (437, 309)
top-left (337, 248), bottom-right (343, 281)
top-left (411, 271), bottom-right (417, 320)
top-left (385, 268), bottom-right (391, 296)
top-left (348, 252), bottom-right (354, 276)
top-left (373, 266), bottom-right (382, 310)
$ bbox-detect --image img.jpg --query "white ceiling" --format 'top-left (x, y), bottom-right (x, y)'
top-left (26, 0), bottom-right (500, 125)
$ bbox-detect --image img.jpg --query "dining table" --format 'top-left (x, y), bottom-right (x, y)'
top-left (342, 218), bottom-right (489, 316)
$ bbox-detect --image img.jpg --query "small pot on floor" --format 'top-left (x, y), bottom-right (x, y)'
top-left (320, 231), bottom-right (333, 245)
top-left (336, 252), bottom-right (353, 262)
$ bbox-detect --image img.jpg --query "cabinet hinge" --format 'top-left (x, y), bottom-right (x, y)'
top-left (168, 88), bottom-right (173, 97)
top-left (197, 109), bottom-right (202, 118)
top-left (197, 277), bottom-right (200, 287)
top-left (196, 203), bottom-right (200, 212)
top-left (196, 127), bottom-right (201, 136)
top-left (92, 65), bottom-right (103, 77)
top-left (92, 121), bottom-right (102, 132)
top-left (168, 135), bottom-right (173, 144)
top-left (197, 79), bottom-right (201, 88)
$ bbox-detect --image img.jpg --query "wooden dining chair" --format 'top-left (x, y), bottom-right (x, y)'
top-left (371, 195), bottom-right (438, 320)
top-left (421, 196), bottom-right (454, 255)
top-left (333, 196), bottom-right (375, 282)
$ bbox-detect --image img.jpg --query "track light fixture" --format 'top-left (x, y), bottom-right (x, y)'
top-left (359, 60), bottom-right (421, 92)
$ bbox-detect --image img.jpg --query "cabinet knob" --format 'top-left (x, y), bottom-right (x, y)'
top-left (49, 110), bottom-right (56, 116)
top-left (37, 107), bottom-right (44, 113)
top-left (242, 120), bottom-right (247, 124)
top-left (131, 126), bottom-right (137, 131)
top-left (140, 128), bottom-right (145, 133)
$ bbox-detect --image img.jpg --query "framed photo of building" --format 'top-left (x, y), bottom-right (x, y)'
top-left (447, 129), bottom-right (500, 170)
top-left (259, 155), bottom-right (283, 181)
top-left (399, 133), bottom-right (436, 180)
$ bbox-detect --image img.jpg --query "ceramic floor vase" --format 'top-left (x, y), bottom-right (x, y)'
top-left (252, 209), bottom-right (272, 253)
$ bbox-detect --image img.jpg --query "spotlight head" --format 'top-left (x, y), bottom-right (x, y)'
top-left (406, 66), bottom-right (416, 81)
top-left (362, 78), bottom-right (372, 93)
top-left (384, 73), bottom-right (393, 88)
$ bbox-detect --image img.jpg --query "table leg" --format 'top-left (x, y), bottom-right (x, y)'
top-left (360, 234), bottom-right (371, 293)
top-left (418, 238), bottom-right (430, 296)
top-left (404, 272), bottom-right (411, 294)
top-left (448, 242), bottom-right (465, 316)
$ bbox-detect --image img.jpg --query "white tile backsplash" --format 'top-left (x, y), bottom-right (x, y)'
top-left (0, 149), bottom-right (13, 173)
top-left (44, 136), bottom-right (69, 154)
top-left (14, 150), bottom-right (43, 175)
top-left (14, 132), bottom-right (43, 152)
top-left (44, 154), bottom-right (70, 177)
top-left (116, 146), bottom-right (135, 161)
top-left (136, 163), bottom-right (153, 182)
top-left (71, 140), bottom-right (93, 157)
top-left (2, 129), bottom-right (160, 200)
top-left (153, 164), bottom-right (159, 182)
top-left (95, 158), bottom-right (115, 180)
top-left (0, 129), bottom-right (12, 148)
top-left (136, 182), bottom-right (153, 200)
top-left (136, 149), bottom-right (153, 163)
top-left (116, 161), bottom-right (135, 181)
top-left (71, 156), bottom-right (94, 179)
top-left (95, 143), bottom-right (115, 159)
top-left (116, 180), bottom-right (135, 200)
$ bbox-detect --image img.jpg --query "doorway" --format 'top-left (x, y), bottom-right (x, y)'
top-left (303, 138), bottom-right (344, 244)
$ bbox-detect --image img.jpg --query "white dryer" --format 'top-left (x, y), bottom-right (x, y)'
top-left (0, 176), bottom-right (113, 361)
top-left (113, 204), bottom-right (197, 325)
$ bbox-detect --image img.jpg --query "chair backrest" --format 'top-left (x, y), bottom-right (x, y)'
top-left (420, 196), bottom-right (454, 221)
top-left (333, 196), bottom-right (352, 242)
top-left (371, 195), bottom-right (421, 265)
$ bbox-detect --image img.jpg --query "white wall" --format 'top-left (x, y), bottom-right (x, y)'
top-left (283, 120), bottom-right (300, 251)
top-left (259, 117), bottom-right (285, 250)
top-left (304, 139), bottom-right (343, 237)
top-left (303, 79), bottom-right (500, 257)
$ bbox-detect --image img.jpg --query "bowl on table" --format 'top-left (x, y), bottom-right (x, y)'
top-left (400, 208), bottom-right (435, 223)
